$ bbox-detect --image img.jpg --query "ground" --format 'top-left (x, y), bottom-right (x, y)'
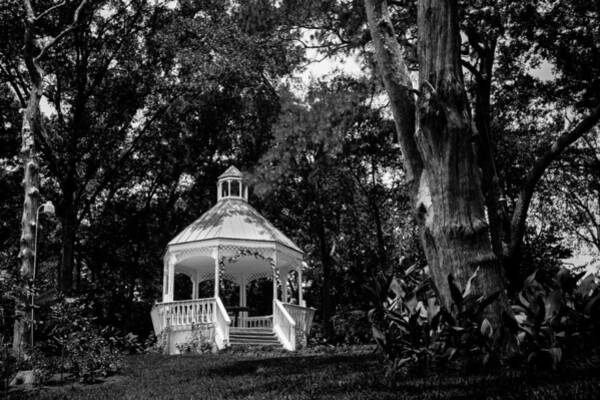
top-left (9, 347), bottom-right (600, 400)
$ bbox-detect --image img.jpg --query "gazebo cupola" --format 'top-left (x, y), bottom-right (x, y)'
top-left (217, 166), bottom-right (248, 201)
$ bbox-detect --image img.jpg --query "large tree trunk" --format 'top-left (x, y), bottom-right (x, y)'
top-left (415, 0), bottom-right (507, 314)
top-left (365, 0), bottom-right (509, 333)
top-left (13, 19), bottom-right (42, 356)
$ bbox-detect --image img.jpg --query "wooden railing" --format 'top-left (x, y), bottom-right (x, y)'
top-left (273, 300), bottom-right (296, 350)
top-left (242, 315), bottom-right (272, 328)
top-left (283, 303), bottom-right (316, 341)
top-left (151, 298), bottom-right (216, 334)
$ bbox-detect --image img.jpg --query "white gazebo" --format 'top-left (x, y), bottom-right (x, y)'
top-left (151, 166), bottom-right (315, 354)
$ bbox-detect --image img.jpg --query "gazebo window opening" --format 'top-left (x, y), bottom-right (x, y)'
top-left (230, 179), bottom-right (240, 197)
top-left (221, 180), bottom-right (229, 197)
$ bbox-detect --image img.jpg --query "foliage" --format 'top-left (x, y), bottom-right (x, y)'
top-left (368, 261), bottom-right (600, 380)
top-left (30, 297), bottom-right (143, 383)
top-left (512, 268), bottom-right (600, 369)
top-left (175, 323), bottom-right (213, 355)
top-left (367, 265), bottom-right (504, 379)
top-left (331, 309), bottom-right (372, 345)
top-left (0, 335), bottom-right (16, 393)
top-left (253, 77), bottom-right (410, 338)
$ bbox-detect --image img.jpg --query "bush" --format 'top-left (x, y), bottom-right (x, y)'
top-left (175, 323), bottom-right (212, 354)
top-left (31, 297), bottom-right (140, 383)
top-left (512, 268), bottom-right (600, 368)
top-left (332, 309), bottom-right (372, 345)
top-left (367, 263), bottom-right (600, 381)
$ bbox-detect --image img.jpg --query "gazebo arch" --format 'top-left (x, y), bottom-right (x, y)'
top-left (151, 166), bottom-right (315, 354)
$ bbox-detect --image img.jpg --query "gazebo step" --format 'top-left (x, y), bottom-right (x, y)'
top-left (229, 327), bottom-right (280, 347)
top-left (230, 327), bottom-right (273, 333)
top-left (230, 329), bottom-right (275, 336)
top-left (229, 339), bottom-right (280, 345)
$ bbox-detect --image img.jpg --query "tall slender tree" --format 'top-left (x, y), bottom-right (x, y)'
top-left (11, 0), bottom-right (88, 356)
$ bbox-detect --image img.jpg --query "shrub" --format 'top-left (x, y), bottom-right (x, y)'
top-left (368, 263), bottom-right (600, 381)
top-left (512, 268), bottom-right (600, 369)
top-left (175, 323), bottom-right (213, 354)
top-left (332, 308), bottom-right (372, 344)
top-left (31, 297), bottom-right (131, 383)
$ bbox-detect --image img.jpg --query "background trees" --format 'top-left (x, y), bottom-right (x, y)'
top-left (0, 0), bottom-right (598, 351)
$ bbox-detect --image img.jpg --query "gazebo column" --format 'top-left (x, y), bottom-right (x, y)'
top-left (163, 253), bottom-right (176, 303)
top-left (191, 272), bottom-right (198, 300)
top-left (239, 275), bottom-right (247, 327)
top-left (297, 266), bottom-right (303, 306)
top-left (272, 268), bottom-right (278, 301)
top-left (213, 248), bottom-right (220, 298)
top-left (281, 268), bottom-right (289, 303)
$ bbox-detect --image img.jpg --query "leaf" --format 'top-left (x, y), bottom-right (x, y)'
top-left (476, 291), bottom-right (501, 315)
top-left (524, 269), bottom-right (538, 288)
top-left (462, 266), bottom-right (480, 298)
top-left (544, 289), bottom-right (563, 322)
top-left (543, 347), bottom-right (562, 369)
top-left (404, 263), bottom-right (419, 276)
top-left (480, 318), bottom-right (493, 338)
top-left (405, 295), bottom-right (418, 314)
top-left (447, 274), bottom-right (463, 306)
top-left (371, 325), bottom-right (386, 347)
top-left (388, 277), bottom-right (405, 300)
top-left (426, 297), bottom-right (440, 323)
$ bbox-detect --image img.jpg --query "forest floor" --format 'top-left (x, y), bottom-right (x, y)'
top-left (8, 346), bottom-right (600, 400)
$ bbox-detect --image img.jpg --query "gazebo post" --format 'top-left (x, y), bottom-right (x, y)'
top-left (272, 268), bottom-right (278, 301)
top-left (213, 248), bottom-right (220, 298)
top-left (281, 268), bottom-right (289, 303)
top-left (163, 253), bottom-right (176, 303)
top-left (297, 266), bottom-right (303, 306)
top-left (239, 275), bottom-right (247, 327)
top-left (191, 274), bottom-right (198, 299)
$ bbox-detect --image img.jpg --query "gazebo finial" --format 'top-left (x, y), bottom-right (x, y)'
top-left (217, 166), bottom-right (247, 201)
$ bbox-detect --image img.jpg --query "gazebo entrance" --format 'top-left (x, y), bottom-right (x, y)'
top-left (150, 167), bottom-right (315, 354)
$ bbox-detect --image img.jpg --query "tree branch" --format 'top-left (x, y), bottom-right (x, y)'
top-left (509, 103), bottom-right (600, 259)
top-left (34, 1), bottom-right (67, 22)
top-left (364, 0), bottom-right (423, 194)
top-left (35, 0), bottom-right (89, 62)
top-left (461, 59), bottom-right (484, 82)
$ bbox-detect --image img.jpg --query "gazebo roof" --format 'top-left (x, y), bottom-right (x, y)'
top-left (218, 165), bottom-right (243, 180)
top-left (168, 198), bottom-right (303, 254)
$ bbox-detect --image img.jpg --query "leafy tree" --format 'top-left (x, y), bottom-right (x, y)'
top-left (362, 0), bottom-right (600, 344)
top-left (0, 0), bottom-right (90, 356)
top-left (253, 78), bottom-right (411, 338)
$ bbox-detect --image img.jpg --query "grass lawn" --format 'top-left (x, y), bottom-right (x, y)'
top-left (10, 347), bottom-right (600, 400)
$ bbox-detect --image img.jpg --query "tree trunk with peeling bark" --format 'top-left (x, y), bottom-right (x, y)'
top-left (12, 0), bottom-right (89, 356)
top-left (13, 13), bottom-right (42, 356)
top-left (365, 0), bottom-right (509, 333)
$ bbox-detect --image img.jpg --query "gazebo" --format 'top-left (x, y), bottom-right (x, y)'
top-left (150, 166), bottom-right (315, 354)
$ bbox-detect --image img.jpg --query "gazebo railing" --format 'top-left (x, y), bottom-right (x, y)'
top-left (151, 298), bottom-right (216, 334)
top-left (283, 303), bottom-right (316, 340)
top-left (214, 297), bottom-right (231, 349)
top-left (273, 299), bottom-right (296, 350)
top-left (242, 315), bottom-right (272, 328)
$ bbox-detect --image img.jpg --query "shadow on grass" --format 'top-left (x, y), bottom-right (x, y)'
top-left (208, 353), bottom-right (375, 378)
